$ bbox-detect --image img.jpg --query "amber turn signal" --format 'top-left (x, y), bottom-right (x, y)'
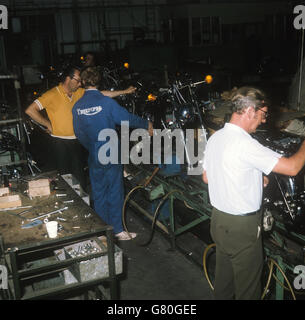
top-left (205, 75), bottom-right (213, 84)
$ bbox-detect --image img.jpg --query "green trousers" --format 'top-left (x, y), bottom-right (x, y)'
top-left (210, 207), bottom-right (263, 300)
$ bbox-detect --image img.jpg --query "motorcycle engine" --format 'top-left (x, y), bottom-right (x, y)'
top-left (252, 130), bottom-right (305, 234)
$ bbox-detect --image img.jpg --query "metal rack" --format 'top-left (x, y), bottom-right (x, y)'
top-left (1, 228), bottom-right (118, 300)
top-left (125, 163), bottom-right (212, 250)
top-left (0, 74), bottom-right (28, 174)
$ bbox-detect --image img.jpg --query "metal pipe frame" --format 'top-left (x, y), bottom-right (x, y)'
top-left (126, 164), bottom-right (212, 249)
top-left (4, 227), bottom-right (119, 300)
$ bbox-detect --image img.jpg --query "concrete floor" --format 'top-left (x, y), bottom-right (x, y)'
top-left (116, 208), bottom-right (214, 300)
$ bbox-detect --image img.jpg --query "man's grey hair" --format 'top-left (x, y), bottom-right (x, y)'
top-left (231, 86), bottom-right (267, 114)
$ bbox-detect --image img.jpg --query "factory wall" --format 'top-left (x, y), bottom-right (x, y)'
top-left (1, 0), bottom-right (165, 70)
top-left (0, 0), bottom-right (299, 77)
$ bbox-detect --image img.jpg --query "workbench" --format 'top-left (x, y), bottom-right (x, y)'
top-left (0, 171), bottom-right (120, 300)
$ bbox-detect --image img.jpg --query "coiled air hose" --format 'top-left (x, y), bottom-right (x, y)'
top-left (202, 243), bottom-right (296, 300)
top-left (122, 184), bottom-right (146, 240)
top-left (122, 167), bottom-right (161, 242)
top-left (122, 184), bottom-right (183, 245)
top-left (139, 189), bottom-right (182, 246)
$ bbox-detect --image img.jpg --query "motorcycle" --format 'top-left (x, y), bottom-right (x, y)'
top-left (131, 73), bottom-right (214, 175)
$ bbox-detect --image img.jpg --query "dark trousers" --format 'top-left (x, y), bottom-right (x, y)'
top-left (210, 207), bottom-right (263, 300)
top-left (50, 136), bottom-right (87, 191)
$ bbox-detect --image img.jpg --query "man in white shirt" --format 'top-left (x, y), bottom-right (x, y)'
top-left (203, 86), bottom-right (305, 299)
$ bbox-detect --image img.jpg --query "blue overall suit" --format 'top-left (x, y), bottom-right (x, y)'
top-left (72, 89), bottom-right (148, 234)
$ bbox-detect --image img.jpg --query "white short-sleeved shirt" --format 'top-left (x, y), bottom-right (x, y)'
top-left (203, 123), bottom-right (282, 215)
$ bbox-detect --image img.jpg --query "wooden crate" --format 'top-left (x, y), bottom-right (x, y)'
top-left (0, 194), bottom-right (22, 209)
top-left (0, 187), bottom-right (9, 197)
top-left (28, 179), bottom-right (50, 198)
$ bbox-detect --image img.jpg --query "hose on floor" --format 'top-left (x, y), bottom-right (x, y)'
top-left (122, 167), bottom-right (161, 241)
top-left (202, 243), bottom-right (296, 300)
top-left (122, 185), bottom-right (145, 240)
top-left (263, 258), bottom-right (296, 300)
top-left (122, 185), bottom-right (183, 245)
top-left (202, 243), bottom-right (216, 291)
top-left (139, 189), bottom-right (182, 246)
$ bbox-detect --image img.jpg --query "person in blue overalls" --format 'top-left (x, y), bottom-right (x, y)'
top-left (72, 67), bottom-right (153, 240)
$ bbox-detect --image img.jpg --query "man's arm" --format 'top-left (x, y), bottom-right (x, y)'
top-left (202, 170), bottom-right (208, 184)
top-left (148, 121), bottom-right (153, 136)
top-left (101, 86), bottom-right (136, 98)
top-left (273, 140), bottom-right (305, 176)
top-left (25, 102), bottom-right (53, 134)
top-left (263, 175), bottom-right (269, 187)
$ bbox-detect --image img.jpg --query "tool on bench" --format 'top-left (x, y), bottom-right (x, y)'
top-left (21, 220), bottom-right (43, 229)
top-left (29, 206), bottom-right (68, 222)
